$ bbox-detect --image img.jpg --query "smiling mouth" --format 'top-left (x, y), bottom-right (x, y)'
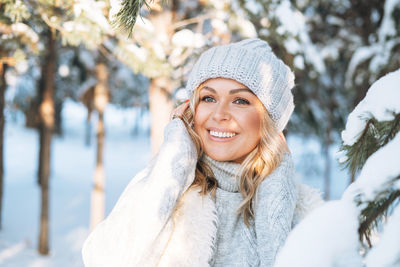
top-left (209, 130), bottom-right (237, 138)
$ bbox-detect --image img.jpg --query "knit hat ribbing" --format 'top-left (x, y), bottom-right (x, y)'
top-left (185, 38), bottom-right (295, 132)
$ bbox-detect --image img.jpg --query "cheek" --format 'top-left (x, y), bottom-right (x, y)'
top-left (193, 106), bottom-right (206, 134)
top-left (240, 111), bottom-right (262, 139)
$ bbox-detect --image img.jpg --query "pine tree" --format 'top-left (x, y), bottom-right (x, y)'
top-left (341, 106), bottom-right (400, 250)
top-left (0, 0), bottom-right (39, 231)
top-left (275, 69), bottom-right (400, 266)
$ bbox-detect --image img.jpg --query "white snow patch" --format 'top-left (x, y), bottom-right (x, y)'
top-left (73, 0), bottom-right (112, 33)
top-left (125, 43), bottom-right (148, 62)
top-left (284, 38), bottom-right (301, 54)
top-left (0, 242), bottom-right (27, 263)
top-left (172, 29), bottom-right (205, 49)
top-left (109, 0), bottom-right (122, 22)
top-left (275, 201), bottom-right (362, 267)
top-left (342, 132), bottom-right (400, 203)
top-left (275, 0), bottom-right (326, 73)
top-left (378, 0), bottom-right (400, 42)
top-left (366, 203), bottom-right (400, 267)
top-left (233, 16), bottom-right (257, 38)
top-left (342, 69), bottom-right (400, 146)
top-left (245, 0), bottom-right (263, 14)
top-left (293, 55), bottom-right (305, 69)
top-left (11, 23), bottom-right (39, 43)
top-left (211, 18), bottom-right (228, 34)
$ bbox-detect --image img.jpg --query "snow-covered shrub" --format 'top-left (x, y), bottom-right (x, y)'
top-left (274, 69), bottom-right (400, 267)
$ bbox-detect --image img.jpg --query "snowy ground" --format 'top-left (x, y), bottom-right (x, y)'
top-left (0, 100), bottom-right (348, 266)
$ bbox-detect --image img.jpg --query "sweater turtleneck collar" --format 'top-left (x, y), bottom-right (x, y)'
top-left (201, 154), bottom-right (241, 193)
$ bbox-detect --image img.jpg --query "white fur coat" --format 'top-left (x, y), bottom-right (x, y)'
top-left (82, 119), bottom-right (324, 267)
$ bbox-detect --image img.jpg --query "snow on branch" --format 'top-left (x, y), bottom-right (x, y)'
top-left (275, 69), bottom-right (400, 267)
top-left (342, 70), bottom-right (400, 146)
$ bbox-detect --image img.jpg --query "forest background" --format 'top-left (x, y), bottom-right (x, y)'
top-left (0, 0), bottom-right (399, 266)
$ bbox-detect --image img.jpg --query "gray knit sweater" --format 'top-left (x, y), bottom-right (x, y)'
top-left (203, 153), bottom-right (297, 267)
top-left (82, 119), bottom-right (307, 267)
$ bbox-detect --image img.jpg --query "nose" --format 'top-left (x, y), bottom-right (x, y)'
top-left (211, 101), bottom-right (231, 122)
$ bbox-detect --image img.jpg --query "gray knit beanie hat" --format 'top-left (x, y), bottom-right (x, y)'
top-left (185, 38), bottom-right (295, 132)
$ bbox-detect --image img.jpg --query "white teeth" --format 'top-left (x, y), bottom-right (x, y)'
top-left (210, 130), bottom-right (236, 138)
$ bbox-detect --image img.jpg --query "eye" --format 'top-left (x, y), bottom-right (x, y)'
top-left (233, 98), bottom-right (250, 105)
top-left (201, 96), bottom-right (215, 103)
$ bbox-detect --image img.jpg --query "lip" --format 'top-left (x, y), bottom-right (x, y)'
top-left (206, 127), bottom-right (239, 142)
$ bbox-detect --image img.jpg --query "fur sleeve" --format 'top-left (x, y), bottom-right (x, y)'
top-left (82, 119), bottom-right (198, 267)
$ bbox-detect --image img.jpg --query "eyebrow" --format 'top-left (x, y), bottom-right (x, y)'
top-left (201, 86), bottom-right (255, 95)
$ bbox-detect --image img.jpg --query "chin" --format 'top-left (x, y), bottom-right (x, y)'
top-left (204, 150), bottom-right (241, 163)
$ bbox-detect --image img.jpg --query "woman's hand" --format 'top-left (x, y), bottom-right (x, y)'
top-left (170, 100), bottom-right (190, 120)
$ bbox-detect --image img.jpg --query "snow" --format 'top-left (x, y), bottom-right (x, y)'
top-left (378, 0), bottom-right (400, 42)
top-left (11, 23), bottom-right (39, 43)
top-left (108, 0), bottom-right (122, 22)
top-left (276, 134), bottom-right (400, 267)
top-left (134, 17), bottom-right (155, 34)
top-left (275, 1), bottom-right (305, 37)
top-left (346, 0), bottom-right (400, 86)
top-left (342, 69), bottom-right (400, 146)
top-left (151, 42), bottom-right (166, 60)
top-left (211, 18), bottom-right (228, 34)
top-left (73, 0), bottom-right (112, 33)
top-left (275, 0), bottom-right (326, 73)
top-left (1, 101), bottom-right (350, 266)
top-left (244, 0), bottom-right (263, 15)
top-left (342, 132), bottom-right (400, 203)
top-left (232, 16), bottom-right (257, 38)
top-left (58, 65), bottom-right (70, 77)
top-left (368, 38), bottom-right (400, 74)
top-left (125, 43), bottom-right (148, 62)
top-left (277, 68), bottom-right (400, 266)
top-left (171, 29), bottom-right (205, 49)
top-left (284, 38), bottom-right (301, 54)
top-left (366, 203), bottom-right (400, 267)
top-left (0, 100), bottom-right (151, 266)
top-left (293, 55), bottom-right (304, 70)
top-left (275, 201), bottom-right (362, 267)
top-left (15, 60), bottom-right (29, 74)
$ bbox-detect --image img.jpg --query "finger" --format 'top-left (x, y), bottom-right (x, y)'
top-left (171, 100), bottom-right (190, 120)
top-left (279, 132), bottom-right (286, 142)
top-left (175, 101), bottom-right (190, 115)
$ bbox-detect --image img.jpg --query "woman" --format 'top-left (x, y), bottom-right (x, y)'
top-left (82, 38), bottom-right (323, 267)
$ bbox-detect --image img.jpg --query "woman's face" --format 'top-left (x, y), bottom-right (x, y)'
top-left (194, 78), bottom-right (265, 163)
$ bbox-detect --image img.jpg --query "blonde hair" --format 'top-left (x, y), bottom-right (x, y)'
top-left (180, 83), bottom-right (288, 227)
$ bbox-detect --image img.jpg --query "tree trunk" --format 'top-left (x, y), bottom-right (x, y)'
top-left (322, 141), bottom-right (331, 200)
top-left (54, 100), bottom-right (63, 136)
top-left (149, 77), bottom-right (174, 155)
top-left (38, 29), bottom-right (56, 255)
top-left (90, 60), bottom-right (108, 230)
top-left (0, 63), bottom-right (7, 230)
top-left (148, 2), bottom-right (179, 155)
top-left (85, 107), bottom-right (92, 147)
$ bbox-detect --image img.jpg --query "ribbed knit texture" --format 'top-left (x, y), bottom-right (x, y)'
top-left (202, 153), bottom-right (298, 267)
top-left (185, 38), bottom-right (295, 132)
top-left (82, 119), bottom-right (322, 267)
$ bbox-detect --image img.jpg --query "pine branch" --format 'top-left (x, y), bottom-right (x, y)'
top-left (113, 0), bottom-right (172, 37)
top-left (383, 113), bottom-right (400, 146)
top-left (112, 0), bottom-right (151, 37)
top-left (357, 179), bottom-right (400, 247)
top-left (341, 112), bottom-right (400, 178)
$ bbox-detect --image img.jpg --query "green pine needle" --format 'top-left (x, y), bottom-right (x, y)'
top-left (357, 184), bottom-right (400, 247)
top-left (340, 112), bottom-right (400, 179)
top-left (340, 111), bottom-right (400, 248)
top-left (112, 0), bottom-right (152, 37)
